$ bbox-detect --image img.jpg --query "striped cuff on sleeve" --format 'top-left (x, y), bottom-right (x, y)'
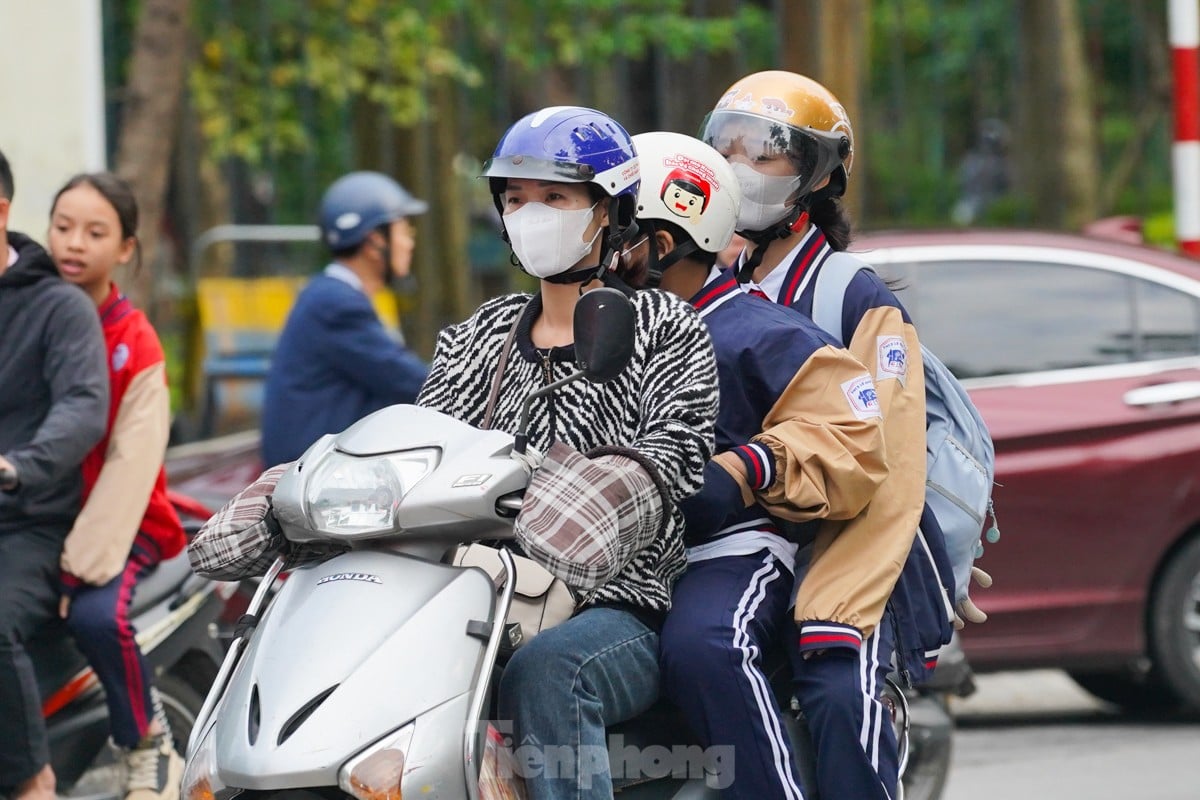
top-left (60, 570), bottom-right (83, 598)
top-left (797, 621), bottom-right (864, 653)
top-left (732, 443), bottom-right (775, 491)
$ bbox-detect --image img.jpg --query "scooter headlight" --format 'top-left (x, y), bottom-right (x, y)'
top-left (305, 449), bottom-right (440, 536)
top-left (181, 724), bottom-right (234, 800)
top-left (339, 722), bottom-right (416, 800)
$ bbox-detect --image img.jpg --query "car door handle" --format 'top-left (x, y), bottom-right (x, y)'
top-left (1123, 381), bottom-right (1200, 406)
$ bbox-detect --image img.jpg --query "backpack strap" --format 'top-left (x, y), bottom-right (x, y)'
top-left (812, 253), bottom-right (872, 346)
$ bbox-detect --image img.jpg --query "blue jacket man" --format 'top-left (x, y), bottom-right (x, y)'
top-left (262, 172), bottom-right (430, 465)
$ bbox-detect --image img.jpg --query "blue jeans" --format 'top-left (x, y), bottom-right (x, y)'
top-left (497, 606), bottom-right (660, 800)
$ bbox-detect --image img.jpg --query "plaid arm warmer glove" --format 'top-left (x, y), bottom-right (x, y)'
top-left (513, 442), bottom-right (667, 591)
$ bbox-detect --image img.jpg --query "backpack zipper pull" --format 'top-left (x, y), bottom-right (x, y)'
top-left (984, 498), bottom-right (1001, 544)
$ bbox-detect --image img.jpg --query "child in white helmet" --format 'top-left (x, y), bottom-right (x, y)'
top-left (629, 130), bottom-right (888, 800)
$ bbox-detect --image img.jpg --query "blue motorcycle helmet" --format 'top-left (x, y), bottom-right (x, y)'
top-left (482, 106), bottom-right (641, 284)
top-left (318, 171), bottom-right (428, 253)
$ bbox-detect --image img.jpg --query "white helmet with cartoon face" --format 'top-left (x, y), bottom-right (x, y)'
top-left (631, 132), bottom-right (742, 259)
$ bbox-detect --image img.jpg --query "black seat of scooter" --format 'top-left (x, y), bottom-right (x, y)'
top-left (128, 551), bottom-right (195, 617)
top-left (606, 697), bottom-right (702, 752)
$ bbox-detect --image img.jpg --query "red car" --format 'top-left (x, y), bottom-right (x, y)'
top-left (853, 229), bottom-right (1200, 711)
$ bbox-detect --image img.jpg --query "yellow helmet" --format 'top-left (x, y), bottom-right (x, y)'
top-left (700, 71), bottom-right (854, 201)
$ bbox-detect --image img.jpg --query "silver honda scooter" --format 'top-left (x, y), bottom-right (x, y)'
top-left (182, 289), bottom-right (943, 800)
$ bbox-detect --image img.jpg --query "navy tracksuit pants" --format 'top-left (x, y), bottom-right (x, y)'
top-left (660, 551), bottom-right (806, 800)
top-left (65, 535), bottom-right (159, 747)
top-left (660, 549), bottom-right (899, 800)
top-left (789, 608), bottom-right (898, 800)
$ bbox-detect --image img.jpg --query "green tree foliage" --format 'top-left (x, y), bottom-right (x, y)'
top-left (190, 0), bottom-right (474, 164)
top-left (189, 0), bottom-right (770, 166)
top-left (864, 0), bottom-right (1020, 225)
top-left (863, 0), bottom-right (1171, 230)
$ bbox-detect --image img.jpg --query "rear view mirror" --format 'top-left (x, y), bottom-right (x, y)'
top-left (573, 288), bottom-right (635, 383)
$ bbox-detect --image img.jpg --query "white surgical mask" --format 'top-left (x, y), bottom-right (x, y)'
top-left (505, 201), bottom-right (602, 278)
top-left (729, 162), bottom-right (802, 232)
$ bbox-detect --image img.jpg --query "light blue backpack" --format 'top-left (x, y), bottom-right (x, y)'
top-left (810, 255), bottom-right (999, 610)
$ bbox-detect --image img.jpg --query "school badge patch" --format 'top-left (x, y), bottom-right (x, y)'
top-left (877, 336), bottom-right (908, 384)
top-left (841, 374), bottom-right (882, 420)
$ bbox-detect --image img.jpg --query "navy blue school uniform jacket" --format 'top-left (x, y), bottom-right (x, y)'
top-left (742, 225), bottom-right (956, 683)
top-left (680, 267), bottom-right (887, 591)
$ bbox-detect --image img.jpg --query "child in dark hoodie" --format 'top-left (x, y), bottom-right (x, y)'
top-left (0, 147), bottom-right (109, 800)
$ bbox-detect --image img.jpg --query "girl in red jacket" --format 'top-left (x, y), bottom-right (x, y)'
top-left (47, 172), bottom-right (186, 800)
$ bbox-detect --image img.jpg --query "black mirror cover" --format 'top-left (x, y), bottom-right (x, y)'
top-left (574, 288), bottom-right (635, 383)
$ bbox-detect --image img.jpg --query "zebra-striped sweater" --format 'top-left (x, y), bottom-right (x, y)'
top-left (417, 289), bottom-right (718, 616)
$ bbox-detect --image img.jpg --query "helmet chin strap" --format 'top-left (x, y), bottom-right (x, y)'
top-left (542, 197), bottom-right (632, 288)
top-left (735, 198), bottom-right (812, 283)
top-left (641, 222), bottom-right (700, 291)
top-left (543, 267), bottom-right (602, 285)
top-left (369, 230), bottom-right (394, 286)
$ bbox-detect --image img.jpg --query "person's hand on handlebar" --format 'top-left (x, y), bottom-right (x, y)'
top-left (0, 454), bottom-right (18, 491)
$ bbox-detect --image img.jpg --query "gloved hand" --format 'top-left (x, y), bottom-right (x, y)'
top-left (953, 566), bottom-right (993, 629)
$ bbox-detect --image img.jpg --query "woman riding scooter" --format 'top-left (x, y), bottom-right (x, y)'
top-left (416, 105), bottom-right (720, 800)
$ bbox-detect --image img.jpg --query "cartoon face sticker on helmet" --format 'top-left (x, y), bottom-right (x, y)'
top-left (660, 168), bottom-right (711, 224)
top-left (760, 97), bottom-right (796, 119)
top-left (715, 88), bottom-right (739, 110)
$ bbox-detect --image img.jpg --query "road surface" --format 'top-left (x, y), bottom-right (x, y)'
top-left (944, 670), bottom-right (1200, 799)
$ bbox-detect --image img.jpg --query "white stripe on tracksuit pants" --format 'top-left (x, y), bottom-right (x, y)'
top-left (660, 550), bottom-right (805, 800)
top-left (661, 548), bottom-right (900, 800)
top-left (789, 582), bottom-right (899, 800)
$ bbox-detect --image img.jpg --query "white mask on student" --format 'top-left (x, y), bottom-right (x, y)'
top-left (505, 201), bottom-right (602, 278)
top-left (729, 162), bottom-right (802, 232)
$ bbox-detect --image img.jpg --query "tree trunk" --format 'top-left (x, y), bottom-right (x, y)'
top-left (114, 0), bottom-right (193, 309)
top-left (1015, 0), bottom-right (1099, 229)
top-left (429, 76), bottom-right (473, 329)
top-left (779, 0), bottom-right (869, 226)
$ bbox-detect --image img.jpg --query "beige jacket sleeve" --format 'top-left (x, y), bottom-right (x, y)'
top-left (792, 306), bottom-right (928, 639)
top-left (61, 362), bottom-right (171, 585)
top-left (712, 344), bottom-right (888, 522)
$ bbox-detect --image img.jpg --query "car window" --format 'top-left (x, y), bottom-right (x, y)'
top-left (896, 260), bottom-right (1137, 378)
top-left (1135, 280), bottom-right (1200, 359)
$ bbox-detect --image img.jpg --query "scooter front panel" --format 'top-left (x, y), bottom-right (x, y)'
top-left (213, 550), bottom-right (496, 788)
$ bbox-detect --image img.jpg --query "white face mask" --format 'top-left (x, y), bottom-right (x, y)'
top-left (729, 162), bottom-right (802, 232)
top-left (505, 201), bottom-right (602, 279)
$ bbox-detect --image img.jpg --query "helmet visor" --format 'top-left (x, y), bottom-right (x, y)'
top-left (700, 110), bottom-right (827, 192)
top-left (481, 155), bottom-right (596, 184)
